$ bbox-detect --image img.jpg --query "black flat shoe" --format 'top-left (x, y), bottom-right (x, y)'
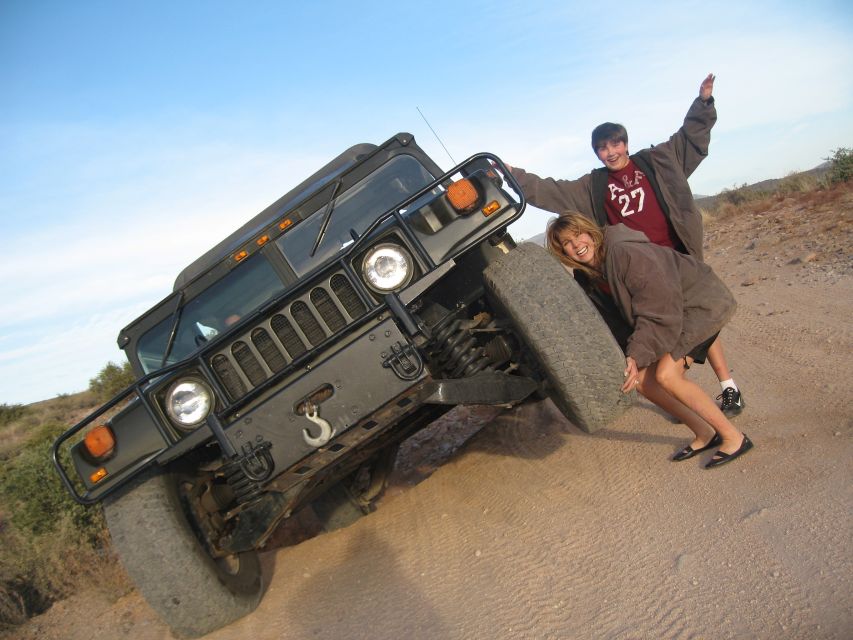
top-left (705, 434), bottom-right (754, 469)
top-left (672, 432), bottom-right (722, 462)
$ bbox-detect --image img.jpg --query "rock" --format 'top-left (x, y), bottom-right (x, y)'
top-left (741, 278), bottom-right (757, 286)
top-left (745, 239), bottom-right (757, 250)
top-left (788, 252), bottom-right (818, 265)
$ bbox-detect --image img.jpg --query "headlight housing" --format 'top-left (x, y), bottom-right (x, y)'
top-left (164, 378), bottom-right (213, 428)
top-left (361, 243), bottom-right (414, 292)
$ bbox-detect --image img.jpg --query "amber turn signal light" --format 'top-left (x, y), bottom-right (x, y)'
top-left (482, 200), bottom-right (501, 216)
top-left (90, 468), bottom-right (108, 484)
top-left (84, 425), bottom-right (116, 460)
top-left (234, 250), bottom-right (248, 262)
top-left (447, 179), bottom-right (480, 213)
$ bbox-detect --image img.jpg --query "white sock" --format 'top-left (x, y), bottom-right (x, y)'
top-left (720, 378), bottom-right (738, 392)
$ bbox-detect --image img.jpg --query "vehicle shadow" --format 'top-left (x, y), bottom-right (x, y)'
top-left (256, 528), bottom-right (450, 639)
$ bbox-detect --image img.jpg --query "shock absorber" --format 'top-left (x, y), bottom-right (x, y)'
top-left (430, 317), bottom-right (492, 378)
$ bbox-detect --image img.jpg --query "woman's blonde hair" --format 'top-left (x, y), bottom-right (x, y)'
top-left (545, 212), bottom-right (606, 280)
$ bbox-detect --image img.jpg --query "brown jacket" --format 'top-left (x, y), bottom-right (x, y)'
top-left (513, 96), bottom-right (716, 261)
top-left (602, 225), bottom-right (735, 369)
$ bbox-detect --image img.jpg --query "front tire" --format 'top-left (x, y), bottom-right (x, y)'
top-left (103, 468), bottom-right (262, 638)
top-left (483, 242), bottom-right (631, 432)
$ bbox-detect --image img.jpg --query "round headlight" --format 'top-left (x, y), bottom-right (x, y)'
top-left (361, 243), bottom-right (414, 292)
top-left (165, 379), bottom-right (213, 428)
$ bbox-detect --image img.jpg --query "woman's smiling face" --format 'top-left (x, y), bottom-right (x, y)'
top-left (559, 230), bottom-right (598, 266)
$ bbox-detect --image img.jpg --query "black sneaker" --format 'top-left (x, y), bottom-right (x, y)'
top-left (717, 387), bottom-right (745, 417)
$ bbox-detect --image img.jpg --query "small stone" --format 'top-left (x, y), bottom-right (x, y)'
top-left (475, 550), bottom-right (482, 557)
top-left (741, 278), bottom-right (757, 287)
top-left (835, 432), bottom-right (842, 437)
top-left (772, 570), bottom-right (780, 578)
top-left (745, 239), bottom-right (757, 250)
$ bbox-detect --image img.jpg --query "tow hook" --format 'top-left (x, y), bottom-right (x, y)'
top-left (302, 401), bottom-right (335, 447)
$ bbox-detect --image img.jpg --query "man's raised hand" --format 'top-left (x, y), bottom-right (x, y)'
top-left (700, 73), bottom-right (715, 102)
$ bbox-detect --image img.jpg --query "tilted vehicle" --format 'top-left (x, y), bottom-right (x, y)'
top-left (52, 133), bottom-right (630, 637)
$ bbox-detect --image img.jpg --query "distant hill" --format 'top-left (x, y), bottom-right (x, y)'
top-left (694, 162), bottom-right (830, 210)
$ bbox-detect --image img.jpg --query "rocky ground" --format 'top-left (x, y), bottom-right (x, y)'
top-left (10, 182), bottom-right (852, 640)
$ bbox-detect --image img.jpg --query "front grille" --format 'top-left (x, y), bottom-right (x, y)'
top-left (210, 271), bottom-right (368, 402)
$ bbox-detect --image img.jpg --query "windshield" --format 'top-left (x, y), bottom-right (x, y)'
top-left (136, 255), bottom-right (285, 373)
top-left (278, 154), bottom-right (438, 276)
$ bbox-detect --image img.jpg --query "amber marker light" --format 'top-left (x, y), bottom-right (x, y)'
top-left (279, 218), bottom-right (293, 231)
top-left (234, 250), bottom-right (249, 262)
top-left (84, 425), bottom-right (116, 460)
top-left (482, 200), bottom-right (501, 216)
top-left (446, 179), bottom-right (479, 213)
top-left (256, 235), bottom-right (270, 246)
top-left (90, 468), bottom-right (108, 484)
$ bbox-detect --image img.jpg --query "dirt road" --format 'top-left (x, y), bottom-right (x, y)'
top-left (16, 184), bottom-right (853, 639)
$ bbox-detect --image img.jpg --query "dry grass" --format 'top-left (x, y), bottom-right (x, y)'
top-left (0, 392), bottom-right (98, 459)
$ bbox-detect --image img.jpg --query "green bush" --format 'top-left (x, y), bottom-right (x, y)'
top-left (88, 361), bottom-right (135, 402)
top-left (0, 420), bottom-right (119, 628)
top-left (0, 421), bottom-right (102, 540)
top-left (0, 404), bottom-right (28, 427)
top-left (826, 147), bottom-right (853, 185)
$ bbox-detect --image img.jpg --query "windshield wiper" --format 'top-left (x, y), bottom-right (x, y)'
top-left (159, 291), bottom-right (185, 368)
top-left (310, 179), bottom-right (342, 257)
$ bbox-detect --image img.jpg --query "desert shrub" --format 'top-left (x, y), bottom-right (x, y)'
top-left (0, 420), bottom-right (124, 628)
top-left (717, 183), bottom-right (750, 206)
top-left (778, 172), bottom-right (819, 195)
top-left (0, 421), bottom-right (101, 539)
top-left (0, 405), bottom-right (28, 427)
top-left (826, 147), bottom-right (853, 185)
top-left (88, 361), bottom-right (134, 402)
top-left (0, 514), bottom-right (127, 629)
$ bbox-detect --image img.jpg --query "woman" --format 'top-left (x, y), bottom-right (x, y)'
top-left (546, 213), bottom-right (753, 468)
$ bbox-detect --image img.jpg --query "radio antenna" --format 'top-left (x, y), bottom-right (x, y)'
top-left (417, 106), bottom-right (456, 166)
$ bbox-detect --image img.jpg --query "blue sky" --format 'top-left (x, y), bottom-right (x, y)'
top-left (1, 0), bottom-right (852, 405)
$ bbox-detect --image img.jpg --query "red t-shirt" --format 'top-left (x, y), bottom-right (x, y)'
top-left (603, 159), bottom-right (681, 250)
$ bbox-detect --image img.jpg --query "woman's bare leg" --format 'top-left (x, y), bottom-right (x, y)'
top-left (636, 363), bottom-right (716, 449)
top-left (653, 353), bottom-right (744, 454)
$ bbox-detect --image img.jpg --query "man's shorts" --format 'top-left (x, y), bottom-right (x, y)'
top-left (686, 332), bottom-right (719, 365)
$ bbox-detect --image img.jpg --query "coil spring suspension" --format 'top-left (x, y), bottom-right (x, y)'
top-left (431, 318), bottom-right (492, 378)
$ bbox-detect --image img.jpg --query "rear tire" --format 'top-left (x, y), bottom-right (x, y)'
top-left (483, 242), bottom-right (631, 432)
top-left (103, 468), bottom-right (262, 638)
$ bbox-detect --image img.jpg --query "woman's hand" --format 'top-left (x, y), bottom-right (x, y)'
top-left (621, 356), bottom-right (641, 394)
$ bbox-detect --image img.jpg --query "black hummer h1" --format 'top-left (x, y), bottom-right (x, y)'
top-left (52, 134), bottom-right (629, 637)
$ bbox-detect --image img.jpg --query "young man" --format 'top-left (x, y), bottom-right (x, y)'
top-left (509, 74), bottom-right (745, 417)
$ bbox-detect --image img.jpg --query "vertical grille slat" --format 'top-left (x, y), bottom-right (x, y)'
top-left (271, 314), bottom-right (307, 358)
top-left (252, 328), bottom-right (287, 373)
top-left (311, 287), bottom-right (346, 332)
top-left (331, 274), bottom-right (366, 318)
top-left (231, 341), bottom-right (266, 386)
top-left (210, 270), bottom-right (373, 404)
top-left (291, 301), bottom-right (326, 346)
top-left (211, 354), bottom-right (246, 401)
